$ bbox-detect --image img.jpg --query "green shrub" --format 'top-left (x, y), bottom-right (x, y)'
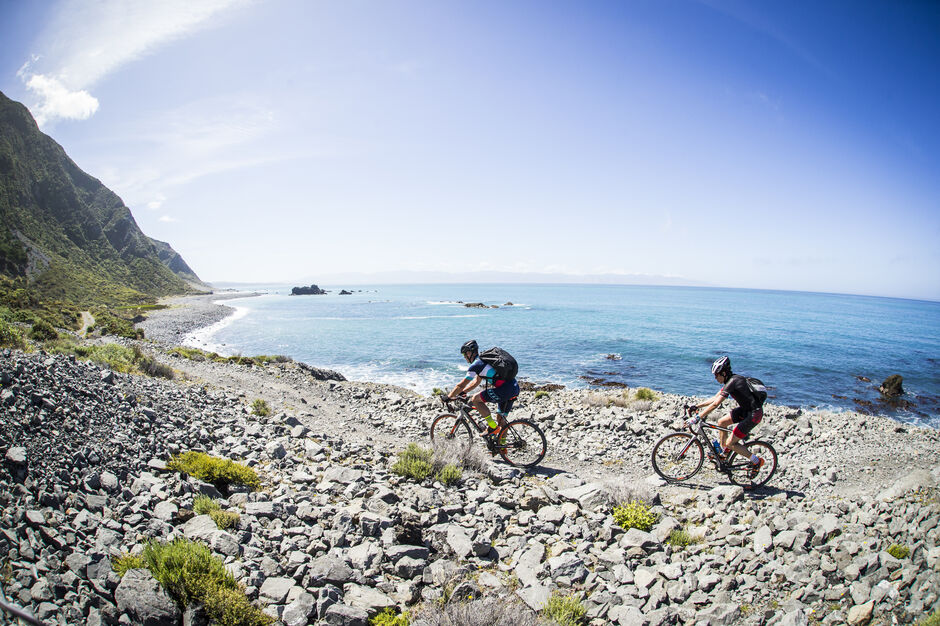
top-left (112, 553), bottom-right (146, 577)
top-left (167, 452), bottom-right (260, 493)
top-left (541, 591), bottom-right (587, 626)
top-left (887, 543), bottom-right (910, 559)
top-left (918, 609), bottom-right (940, 626)
top-left (0, 319), bottom-right (24, 349)
top-left (392, 444), bottom-right (435, 481)
top-left (251, 398), bottom-right (270, 416)
top-left (612, 499), bottom-right (659, 532)
top-left (29, 319), bottom-right (58, 341)
top-left (432, 388), bottom-right (445, 396)
top-left (436, 464), bottom-right (462, 485)
top-left (369, 607), bottom-right (409, 626)
top-left (122, 538), bottom-right (273, 626)
top-left (535, 390), bottom-right (550, 400)
top-left (634, 387), bottom-right (657, 401)
top-left (193, 495), bottom-right (220, 515)
top-left (136, 352), bottom-right (175, 379)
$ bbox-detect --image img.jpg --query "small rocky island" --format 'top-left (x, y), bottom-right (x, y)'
top-left (290, 284), bottom-right (327, 295)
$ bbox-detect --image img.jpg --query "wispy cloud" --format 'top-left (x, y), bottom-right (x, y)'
top-left (158, 215), bottom-right (178, 223)
top-left (19, 0), bottom-right (250, 126)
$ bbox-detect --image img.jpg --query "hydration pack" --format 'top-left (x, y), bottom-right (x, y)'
top-left (479, 347), bottom-right (518, 382)
top-left (745, 377), bottom-right (768, 406)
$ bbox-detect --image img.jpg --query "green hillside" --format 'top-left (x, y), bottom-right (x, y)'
top-left (0, 90), bottom-right (204, 307)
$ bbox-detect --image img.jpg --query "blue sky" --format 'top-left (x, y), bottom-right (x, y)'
top-left (1, 0), bottom-right (938, 300)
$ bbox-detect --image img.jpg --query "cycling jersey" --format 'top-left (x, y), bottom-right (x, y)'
top-left (719, 374), bottom-right (760, 413)
top-left (465, 358), bottom-right (508, 388)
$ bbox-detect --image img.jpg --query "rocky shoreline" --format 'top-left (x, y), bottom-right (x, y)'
top-left (0, 295), bottom-right (938, 625)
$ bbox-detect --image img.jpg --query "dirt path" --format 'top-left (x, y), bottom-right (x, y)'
top-left (78, 311), bottom-right (95, 337)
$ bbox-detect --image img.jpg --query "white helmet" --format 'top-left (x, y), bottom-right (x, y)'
top-left (711, 356), bottom-right (731, 376)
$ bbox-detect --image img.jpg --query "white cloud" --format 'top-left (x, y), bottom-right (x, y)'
top-left (147, 194), bottom-right (166, 210)
top-left (158, 215), bottom-right (178, 223)
top-left (22, 74), bottom-right (99, 125)
top-left (20, 0), bottom-right (250, 125)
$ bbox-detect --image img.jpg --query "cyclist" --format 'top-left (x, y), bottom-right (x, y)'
top-left (446, 340), bottom-right (520, 436)
top-left (687, 356), bottom-right (764, 477)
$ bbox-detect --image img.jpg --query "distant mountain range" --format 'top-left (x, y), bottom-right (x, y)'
top-left (0, 90), bottom-right (206, 304)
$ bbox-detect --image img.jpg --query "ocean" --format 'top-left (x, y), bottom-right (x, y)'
top-left (186, 284), bottom-right (940, 428)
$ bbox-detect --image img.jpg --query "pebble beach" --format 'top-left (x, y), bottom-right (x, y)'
top-left (1, 293), bottom-right (938, 625)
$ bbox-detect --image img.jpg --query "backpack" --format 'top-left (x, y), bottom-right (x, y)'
top-left (745, 377), bottom-right (768, 406)
top-left (479, 347), bottom-right (518, 382)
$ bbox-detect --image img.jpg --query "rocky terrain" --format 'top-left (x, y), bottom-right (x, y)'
top-left (1, 328), bottom-right (939, 625)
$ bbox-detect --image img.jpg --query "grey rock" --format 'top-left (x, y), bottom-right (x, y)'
top-left (259, 576), bottom-right (296, 604)
top-left (322, 603), bottom-right (369, 626)
top-left (115, 568), bottom-right (182, 626)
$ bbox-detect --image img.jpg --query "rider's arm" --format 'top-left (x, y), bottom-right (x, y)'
top-left (448, 374), bottom-right (480, 399)
top-left (697, 393), bottom-right (725, 418)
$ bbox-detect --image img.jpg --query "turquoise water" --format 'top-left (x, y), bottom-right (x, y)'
top-left (190, 284), bottom-right (940, 427)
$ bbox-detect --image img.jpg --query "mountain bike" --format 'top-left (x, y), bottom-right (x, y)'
top-left (430, 395), bottom-right (547, 468)
top-left (651, 411), bottom-right (777, 488)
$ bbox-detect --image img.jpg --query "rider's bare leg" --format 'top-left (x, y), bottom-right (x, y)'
top-left (717, 414), bottom-right (734, 449)
top-left (727, 434), bottom-right (753, 460)
top-left (471, 393), bottom-right (495, 427)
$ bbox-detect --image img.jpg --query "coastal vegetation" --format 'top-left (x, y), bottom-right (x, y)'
top-left (193, 495), bottom-right (241, 530)
top-left (392, 443), bottom-right (463, 485)
top-left (166, 451), bottom-right (260, 493)
top-left (170, 345), bottom-right (292, 367)
top-left (251, 398), bottom-right (270, 416)
top-left (541, 591), bottom-right (587, 626)
top-left (612, 499), bottom-right (659, 532)
top-left (43, 339), bottom-right (174, 378)
top-left (112, 538), bottom-right (273, 626)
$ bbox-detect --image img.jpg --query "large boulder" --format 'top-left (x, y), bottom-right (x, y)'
top-left (114, 569), bottom-right (181, 626)
top-left (291, 284), bottom-right (327, 295)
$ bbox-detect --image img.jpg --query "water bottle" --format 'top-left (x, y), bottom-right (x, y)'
top-left (711, 439), bottom-right (723, 457)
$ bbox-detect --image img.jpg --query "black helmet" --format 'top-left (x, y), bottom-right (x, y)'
top-left (711, 356), bottom-right (731, 376)
top-left (460, 340), bottom-right (478, 358)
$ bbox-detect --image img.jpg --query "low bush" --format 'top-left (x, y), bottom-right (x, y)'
top-left (634, 387), bottom-right (657, 401)
top-left (541, 591), bottom-right (587, 626)
top-left (251, 398), bottom-right (270, 416)
top-left (369, 608), bottom-right (410, 626)
top-left (114, 538), bottom-right (273, 626)
top-left (887, 543), bottom-right (910, 559)
top-left (167, 451), bottom-right (260, 493)
top-left (135, 349), bottom-right (175, 379)
top-left (210, 509), bottom-right (241, 530)
top-left (393, 444), bottom-right (465, 485)
top-left (29, 319), bottom-right (58, 341)
top-left (534, 390), bottom-right (550, 400)
top-left (918, 609), bottom-right (940, 626)
top-left (392, 444), bottom-right (436, 481)
top-left (436, 464), bottom-right (462, 485)
top-left (0, 318), bottom-right (24, 349)
top-left (112, 553), bottom-right (145, 577)
top-left (193, 495), bottom-right (220, 515)
top-left (612, 499), bottom-right (659, 532)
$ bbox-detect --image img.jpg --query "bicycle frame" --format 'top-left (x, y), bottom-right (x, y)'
top-left (443, 396), bottom-right (489, 435)
top-left (688, 420), bottom-right (747, 471)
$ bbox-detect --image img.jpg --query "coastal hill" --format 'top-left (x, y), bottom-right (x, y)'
top-left (0, 90), bottom-right (206, 304)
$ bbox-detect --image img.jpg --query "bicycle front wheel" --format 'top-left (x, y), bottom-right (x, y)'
top-left (497, 420), bottom-right (547, 468)
top-left (651, 432), bottom-right (704, 482)
top-left (430, 413), bottom-right (474, 456)
top-left (728, 440), bottom-right (777, 488)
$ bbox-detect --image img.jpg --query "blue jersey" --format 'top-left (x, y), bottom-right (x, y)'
top-left (464, 358), bottom-right (505, 387)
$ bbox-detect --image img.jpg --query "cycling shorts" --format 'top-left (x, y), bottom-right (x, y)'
top-left (730, 406), bottom-right (763, 440)
top-left (479, 380), bottom-right (520, 415)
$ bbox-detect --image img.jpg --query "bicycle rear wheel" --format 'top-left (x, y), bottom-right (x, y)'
top-left (728, 440), bottom-right (777, 488)
top-left (651, 432), bottom-right (704, 482)
top-left (497, 420), bottom-right (547, 468)
top-left (430, 413), bottom-right (474, 456)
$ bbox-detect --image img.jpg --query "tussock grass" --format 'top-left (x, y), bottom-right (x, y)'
top-left (918, 609), bottom-right (940, 626)
top-left (666, 529), bottom-right (698, 548)
top-left (29, 319), bottom-right (58, 341)
top-left (167, 451), bottom-right (260, 493)
top-left (633, 387), bottom-right (658, 401)
top-left (113, 538), bottom-right (272, 626)
top-left (612, 499), bottom-right (659, 532)
top-left (43, 338), bottom-right (173, 378)
top-left (534, 390), bottom-right (550, 400)
top-left (169, 346), bottom-right (291, 367)
top-left (112, 553), bottom-right (145, 577)
top-left (250, 398), bottom-right (270, 416)
top-left (193, 495), bottom-right (241, 529)
top-left (409, 596), bottom-right (537, 626)
top-left (541, 591), bottom-right (587, 626)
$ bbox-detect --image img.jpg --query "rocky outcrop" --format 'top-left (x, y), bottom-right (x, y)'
top-left (291, 284), bottom-right (327, 295)
top-left (880, 374), bottom-right (904, 398)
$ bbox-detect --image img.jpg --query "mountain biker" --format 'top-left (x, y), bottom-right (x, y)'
top-left (687, 356), bottom-right (765, 477)
top-left (446, 340), bottom-right (520, 435)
